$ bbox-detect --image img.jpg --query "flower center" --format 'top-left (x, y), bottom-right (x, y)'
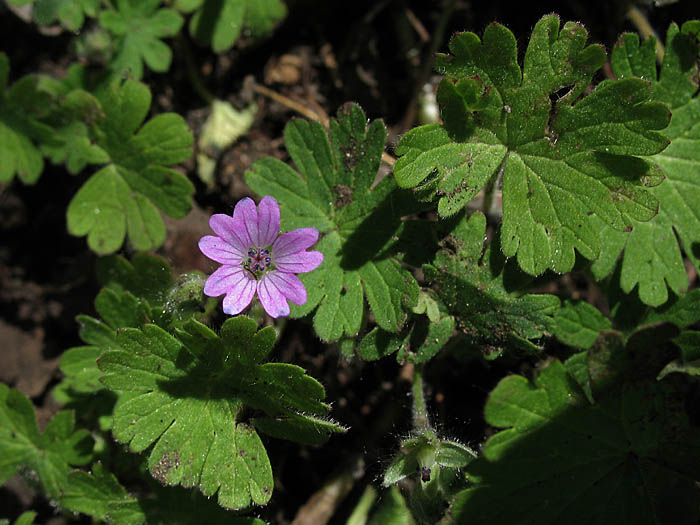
top-left (244, 247), bottom-right (272, 275)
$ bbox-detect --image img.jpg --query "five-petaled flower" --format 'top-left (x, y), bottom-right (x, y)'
top-left (199, 196), bottom-right (323, 318)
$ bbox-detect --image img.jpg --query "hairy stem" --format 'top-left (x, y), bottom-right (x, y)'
top-left (412, 362), bottom-right (431, 431)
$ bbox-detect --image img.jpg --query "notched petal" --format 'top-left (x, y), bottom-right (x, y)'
top-left (234, 197), bottom-right (260, 247)
top-left (272, 228), bottom-right (320, 257)
top-left (209, 214), bottom-right (250, 253)
top-left (222, 279), bottom-right (257, 315)
top-left (257, 274), bottom-right (291, 318)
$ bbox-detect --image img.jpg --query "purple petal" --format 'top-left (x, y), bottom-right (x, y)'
top-left (233, 197), bottom-right (259, 248)
top-left (256, 196), bottom-right (280, 247)
top-left (222, 280), bottom-right (257, 315)
top-left (257, 273), bottom-right (291, 318)
top-left (199, 235), bottom-right (245, 265)
top-left (203, 265), bottom-right (253, 297)
top-left (265, 271), bottom-right (307, 305)
top-left (209, 214), bottom-right (249, 254)
top-left (273, 250), bottom-right (323, 273)
top-left (272, 228), bottom-right (319, 257)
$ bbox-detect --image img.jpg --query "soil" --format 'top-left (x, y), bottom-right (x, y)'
top-left (1, 0), bottom-right (697, 523)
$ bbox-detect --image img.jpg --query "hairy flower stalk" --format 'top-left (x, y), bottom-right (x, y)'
top-left (199, 196), bottom-right (323, 317)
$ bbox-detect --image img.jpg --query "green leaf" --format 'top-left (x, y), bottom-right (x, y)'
top-left (60, 463), bottom-right (265, 524)
top-left (60, 463), bottom-right (144, 523)
top-left (99, 0), bottom-right (183, 79)
top-left (643, 288), bottom-right (700, 329)
top-left (67, 79), bottom-right (193, 254)
top-left (657, 330), bottom-right (700, 379)
top-left (97, 316), bottom-right (344, 509)
top-left (0, 384), bottom-right (93, 498)
top-left (53, 278), bottom-right (158, 414)
top-left (55, 253), bottom-right (211, 420)
top-left (0, 53), bottom-right (56, 184)
top-left (13, 512), bottom-right (37, 525)
top-left (357, 314), bottom-right (455, 364)
top-left (41, 121), bottom-right (110, 174)
top-left (423, 211), bottom-right (559, 358)
top-left (395, 15), bottom-right (670, 276)
top-left (553, 299), bottom-right (612, 349)
top-left (246, 103), bottom-right (421, 341)
top-left (368, 486), bottom-right (414, 525)
top-left (181, 0), bottom-right (287, 53)
top-left (97, 252), bottom-right (173, 303)
top-left (32, 0), bottom-right (100, 31)
top-left (591, 22), bottom-right (700, 306)
top-left (452, 335), bottom-right (700, 524)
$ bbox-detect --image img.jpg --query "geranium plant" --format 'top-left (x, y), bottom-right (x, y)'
top-left (2, 2), bottom-right (700, 524)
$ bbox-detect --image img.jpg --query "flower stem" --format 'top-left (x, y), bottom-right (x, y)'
top-left (412, 362), bottom-right (431, 431)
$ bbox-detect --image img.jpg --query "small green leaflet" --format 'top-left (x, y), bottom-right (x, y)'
top-left (0, 384), bottom-right (93, 499)
top-left (97, 316), bottom-right (344, 509)
top-left (394, 14), bottom-right (670, 276)
top-left (67, 79), bottom-right (194, 254)
top-left (0, 53), bottom-right (55, 184)
top-left (246, 103), bottom-right (421, 341)
top-left (553, 299), bottom-right (612, 349)
top-left (452, 334), bottom-right (700, 524)
top-left (423, 211), bottom-right (559, 358)
top-left (99, 0), bottom-right (183, 79)
top-left (176, 0), bottom-right (287, 53)
top-left (591, 21), bottom-right (700, 306)
top-left (357, 314), bottom-right (455, 364)
top-left (29, 0), bottom-right (100, 32)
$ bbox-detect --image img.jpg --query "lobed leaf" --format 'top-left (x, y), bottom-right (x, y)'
top-left (357, 314), bottom-right (455, 364)
top-left (246, 104), bottom-right (422, 341)
top-left (66, 79), bottom-right (194, 254)
top-left (97, 316), bottom-right (344, 509)
top-left (31, 0), bottom-right (100, 31)
top-left (0, 384), bottom-right (93, 498)
top-left (395, 15), bottom-right (671, 276)
top-left (423, 211), bottom-right (559, 359)
top-left (179, 0), bottom-right (287, 53)
top-left (99, 0), bottom-right (183, 79)
top-left (592, 21), bottom-right (700, 306)
top-left (54, 254), bottom-right (208, 424)
top-left (452, 334), bottom-right (700, 524)
top-left (0, 53), bottom-right (56, 184)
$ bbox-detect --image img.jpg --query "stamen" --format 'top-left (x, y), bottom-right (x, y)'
top-left (244, 246), bottom-right (273, 274)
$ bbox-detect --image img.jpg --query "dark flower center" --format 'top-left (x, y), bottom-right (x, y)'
top-left (245, 247), bottom-right (272, 274)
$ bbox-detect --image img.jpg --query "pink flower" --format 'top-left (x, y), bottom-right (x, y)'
top-left (199, 196), bottom-right (323, 318)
